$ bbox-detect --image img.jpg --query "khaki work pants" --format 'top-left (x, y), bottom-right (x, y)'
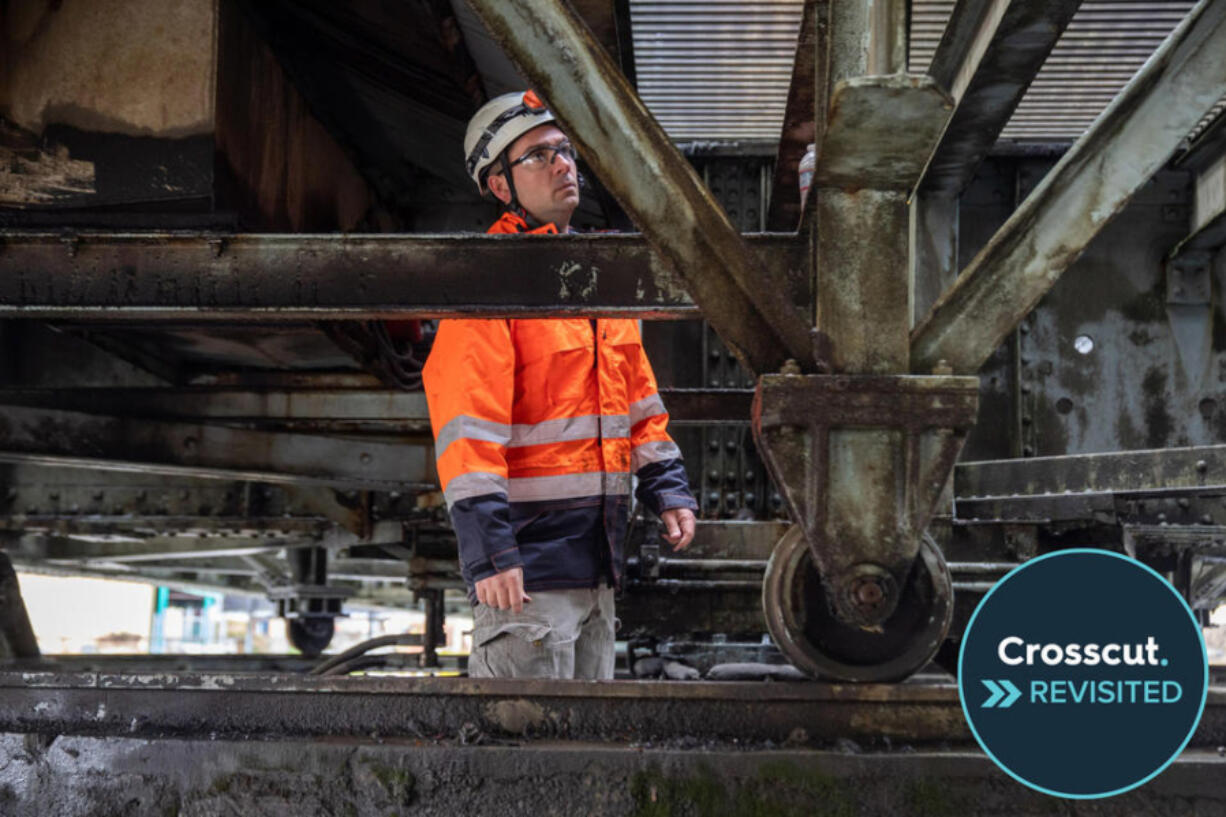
top-left (468, 586), bottom-right (616, 679)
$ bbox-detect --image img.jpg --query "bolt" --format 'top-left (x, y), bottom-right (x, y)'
top-left (1178, 498), bottom-right (1190, 510)
top-left (1158, 513), bottom-right (1167, 522)
top-left (1203, 515), bottom-right (1213, 525)
top-left (1197, 460), bottom-right (1209, 473)
top-left (779, 359), bottom-right (802, 376)
top-left (932, 359), bottom-right (953, 376)
top-left (183, 437), bottom-right (198, 452)
top-left (853, 578), bottom-right (885, 607)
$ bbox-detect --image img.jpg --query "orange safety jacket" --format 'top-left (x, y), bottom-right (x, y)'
top-left (422, 210), bottom-right (697, 598)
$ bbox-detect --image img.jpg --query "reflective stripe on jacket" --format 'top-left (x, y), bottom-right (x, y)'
top-left (422, 211), bottom-right (697, 597)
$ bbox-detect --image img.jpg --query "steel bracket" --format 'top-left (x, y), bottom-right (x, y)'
top-left (752, 374), bottom-right (978, 626)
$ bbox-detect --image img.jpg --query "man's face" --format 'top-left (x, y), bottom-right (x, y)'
top-left (488, 124), bottom-right (580, 229)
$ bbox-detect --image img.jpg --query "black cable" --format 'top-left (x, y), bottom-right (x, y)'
top-left (308, 633), bottom-right (421, 675)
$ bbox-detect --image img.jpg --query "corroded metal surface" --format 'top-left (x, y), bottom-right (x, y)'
top-left (464, 0), bottom-right (814, 375)
top-left (763, 528), bottom-right (953, 682)
top-left (0, 232), bottom-right (808, 322)
top-left (766, 0), bottom-right (827, 232)
top-left (815, 189), bottom-right (912, 373)
top-left (0, 670), bottom-right (969, 745)
top-left (816, 76), bottom-right (953, 192)
top-left (920, 0), bottom-right (1083, 195)
top-left (956, 444), bottom-right (1226, 499)
top-left (753, 375), bottom-right (978, 631)
top-left (0, 405), bottom-right (436, 491)
top-left (912, 0), bottom-right (1226, 374)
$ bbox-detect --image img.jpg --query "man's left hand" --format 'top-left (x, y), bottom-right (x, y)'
top-left (660, 507), bottom-right (696, 551)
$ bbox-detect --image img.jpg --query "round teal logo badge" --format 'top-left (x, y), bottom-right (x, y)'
top-left (958, 549), bottom-right (1207, 798)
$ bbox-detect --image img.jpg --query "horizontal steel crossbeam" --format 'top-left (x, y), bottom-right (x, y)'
top-left (0, 232), bottom-right (808, 321)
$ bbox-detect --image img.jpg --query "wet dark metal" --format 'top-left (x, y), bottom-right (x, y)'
top-left (464, 0), bottom-right (815, 375)
top-left (766, 0), bottom-right (827, 232)
top-left (762, 528), bottom-right (953, 682)
top-left (0, 670), bottom-right (973, 745)
top-left (0, 553), bottom-right (39, 659)
top-left (956, 444), bottom-right (1226, 499)
top-left (753, 375), bottom-right (979, 626)
top-left (656, 388), bottom-right (754, 424)
top-left (0, 232), bottom-right (807, 323)
top-left (0, 405), bottom-right (435, 491)
top-left (912, 0), bottom-right (1226, 374)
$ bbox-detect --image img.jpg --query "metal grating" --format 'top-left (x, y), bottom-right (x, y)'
top-left (632, 0), bottom-right (1214, 146)
top-left (630, 0), bottom-right (805, 141)
top-left (911, 0), bottom-right (1203, 142)
top-left (1001, 0), bottom-right (1198, 140)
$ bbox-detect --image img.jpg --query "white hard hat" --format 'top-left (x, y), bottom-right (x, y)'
top-left (464, 90), bottom-right (556, 193)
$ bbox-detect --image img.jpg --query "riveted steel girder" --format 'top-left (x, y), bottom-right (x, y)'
top-left (464, 0), bottom-right (815, 376)
top-left (0, 232), bottom-right (809, 322)
top-left (912, 0), bottom-right (1226, 375)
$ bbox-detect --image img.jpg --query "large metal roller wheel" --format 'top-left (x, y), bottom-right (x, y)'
top-left (763, 526), bottom-right (953, 682)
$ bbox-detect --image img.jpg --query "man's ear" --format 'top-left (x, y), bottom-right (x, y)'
top-left (487, 172), bottom-right (512, 205)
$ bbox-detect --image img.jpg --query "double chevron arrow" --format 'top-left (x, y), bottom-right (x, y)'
top-left (981, 679), bottom-right (1023, 708)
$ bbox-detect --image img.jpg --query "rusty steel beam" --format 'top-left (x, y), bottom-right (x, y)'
top-left (0, 231), bottom-right (807, 322)
top-left (0, 387), bottom-right (751, 425)
top-left (464, 0), bottom-right (814, 376)
top-left (919, 0), bottom-right (1082, 196)
top-left (0, 388), bottom-right (430, 423)
top-left (0, 406), bottom-right (436, 491)
top-left (813, 77), bottom-right (952, 373)
top-left (766, 0), bottom-right (828, 232)
top-left (956, 444), bottom-right (1226, 500)
top-left (912, 0), bottom-right (1226, 375)
top-left (0, 671), bottom-right (970, 746)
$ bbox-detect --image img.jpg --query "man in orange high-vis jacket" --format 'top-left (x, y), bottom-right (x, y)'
top-left (422, 90), bottom-right (698, 680)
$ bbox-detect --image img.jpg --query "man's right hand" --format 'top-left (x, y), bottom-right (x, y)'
top-left (475, 567), bottom-right (532, 613)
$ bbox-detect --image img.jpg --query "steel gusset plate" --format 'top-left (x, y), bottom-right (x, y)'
top-left (752, 374), bottom-right (979, 628)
